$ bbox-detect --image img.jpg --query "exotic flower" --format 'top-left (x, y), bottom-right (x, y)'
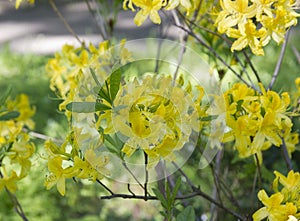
top-left (98, 74), bottom-right (204, 164)
top-left (227, 20), bottom-right (266, 55)
top-left (222, 83), bottom-right (297, 162)
top-left (253, 170), bottom-right (300, 220)
top-left (129, 0), bottom-right (165, 26)
top-left (215, 0), bottom-right (257, 33)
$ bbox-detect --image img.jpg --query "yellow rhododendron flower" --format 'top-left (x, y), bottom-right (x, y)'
top-left (215, 0), bottom-right (299, 54)
top-left (222, 83), bottom-right (297, 161)
top-left (132, 0), bottom-right (165, 26)
top-left (0, 170), bottom-right (20, 193)
top-left (227, 20), bottom-right (266, 55)
top-left (45, 156), bottom-right (77, 196)
top-left (215, 0), bottom-right (257, 33)
top-left (98, 74), bottom-right (204, 165)
top-left (254, 170), bottom-right (300, 221)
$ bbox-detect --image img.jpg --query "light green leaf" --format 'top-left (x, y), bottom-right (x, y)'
top-left (0, 86), bottom-right (12, 107)
top-left (66, 102), bottom-right (111, 113)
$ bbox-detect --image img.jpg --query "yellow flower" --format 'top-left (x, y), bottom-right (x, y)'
top-left (99, 74), bottom-right (203, 164)
top-left (253, 190), bottom-right (297, 221)
top-left (0, 170), bottom-right (20, 193)
top-left (215, 0), bottom-right (257, 33)
top-left (44, 156), bottom-right (77, 196)
top-left (165, 0), bottom-right (192, 11)
top-left (227, 20), bottom-right (266, 55)
top-left (74, 149), bottom-right (109, 182)
top-left (132, 0), bottom-right (164, 26)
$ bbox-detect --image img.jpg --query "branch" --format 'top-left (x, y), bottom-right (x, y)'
top-left (174, 24), bottom-right (254, 89)
top-left (281, 138), bottom-right (293, 171)
top-left (172, 162), bottom-right (246, 220)
top-left (122, 161), bottom-right (145, 191)
top-left (84, 0), bottom-right (108, 40)
top-left (0, 172), bottom-right (28, 221)
top-left (254, 154), bottom-right (262, 191)
top-left (96, 179), bottom-right (114, 195)
top-left (176, 11), bottom-right (259, 88)
top-left (144, 152), bottom-right (149, 200)
top-left (268, 30), bottom-right (291, 90)
top-left (48, 0), bottom-right (83, 45)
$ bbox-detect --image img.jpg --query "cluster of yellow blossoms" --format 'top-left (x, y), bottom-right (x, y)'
top-left (0, 94), bottom-right (35, 193)
top-left (123, 0), bottom-right (199, 26)
top-left (45, 41), bottom-right (132, 195)
top-left (253, 170), bottom-right (300, 220)
top-left (98, 73), bottom-right (206, 165)
top-left (44, 133), bottom-right (109, 196)
top-left (215, 0), bottom-right (300, 55)
top-left (222, 83), bottom-right (298, 162)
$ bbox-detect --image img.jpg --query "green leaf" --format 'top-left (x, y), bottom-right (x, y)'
top-left (89, 68), bottom-right (101, 86)
top-left (176, 206), bottom-right (195, 221)
top-left (96, 68), bottom-right (122, 106)
top-left (200, 115), bottom-right (218, 121)
top-left (171, 178), bottom-right (181, 203)
top-left (98, 80), bottom-right (112, 104)
top-left (109, 68), bottom-right (122, 103)
top-left (0, 111), bottom-right (20, 121)
top-left (66, 102), bottom-right (111, 113)
top-left (152, 188), bottom-right (167, 209)
top-left (0, 86), bottom-right (12, 106)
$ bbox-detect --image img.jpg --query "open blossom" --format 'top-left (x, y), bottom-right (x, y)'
top-left (221, 83), bottom-right (298, 162)
top-left (215, 0), bottom-right (299, 55)
top-left (98, 74), bottom-right (205, 165)
top-left (227, 20), bottom-right (267, 55)
top-left (253, 171), bottom-right (300, 221)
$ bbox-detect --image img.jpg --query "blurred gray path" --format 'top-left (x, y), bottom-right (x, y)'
top-left (0, 0), bottom-right (175, 54)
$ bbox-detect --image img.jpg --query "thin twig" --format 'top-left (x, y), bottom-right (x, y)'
top-left (48, 0), bottom-right (83, 45)
top-left (0, 172), bottom-right (28, 221)
top-left (176, 11), bottom-right (258, 89)
top-left (292, 46), bottom-right (300, 65)
top-left (22, 128), bottom-right (63, 144)
top-left (96, 179), bottom-right (114, 195)
top-left (122, 161), bottom-right (145, 190)
top-left (84, 0), bottom-right (107, 40)
top-left (172, 162), bottom-right (246, 220)
top-left (144, 152), bottom-right (149, 201)
top-left (281, 138), bottom-right (293, 171)
top-left (99, 192), bottom-right (203, 200)
top-left (174, 24), bottom-right (253, 89)
top-left (268, 30), bottom-right (291, 90)
top-left (254, 154), bottom-right (262, 191)
top-left (127, 184), bottom-right (135, 196)
top-left (5, 188), bottom-right (29, 221)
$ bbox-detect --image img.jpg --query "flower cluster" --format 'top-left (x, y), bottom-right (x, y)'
top-left (44, 130), bottom-right (109, 196)
top-left (253, 170), bottom-right (300, 220)
top-left (215, 0), bottom-right (300, 55)
top-left (98, 73), bottom-right (206, 165)
top-left (46, 40), bottom-right (131, 117)
top-left (222, 83), bottom-right (298, 163)
top-left (0, 94), bottom-right (35, 193)
top-left (123, 0), bottom-right (196, 26)
top-left (44, 41), bottom-right (133, 195)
